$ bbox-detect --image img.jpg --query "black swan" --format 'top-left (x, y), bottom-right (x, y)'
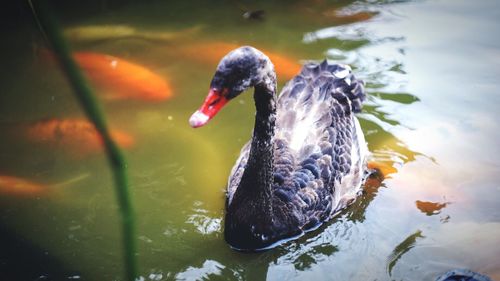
top-left (189, 46), bottom-right (368, 251)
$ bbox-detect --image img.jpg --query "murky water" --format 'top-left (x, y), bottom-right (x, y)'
top-left (0, 0), bottom-right (499, 280)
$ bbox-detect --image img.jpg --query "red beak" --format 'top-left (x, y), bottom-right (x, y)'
top-left (189, 88), bottom-right (229, 128)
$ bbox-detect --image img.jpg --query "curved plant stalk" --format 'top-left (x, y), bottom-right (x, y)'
top-left (31, 1), bottom-right (138, 280)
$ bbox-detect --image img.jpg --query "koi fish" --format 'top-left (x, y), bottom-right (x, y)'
top-left (0, 173), bottom-right (90, 197)
top-left (415, 200), bottom-right (448, 216)
top-left (64, 24), bottom-right (202, 43)
top-left (367, 161), bottom-right (398, 179)
top-left (73, 52), bottom-right (172, 101)
top-left (0, 175), bottom-right (47, 196)
top-left (293, 1), bottom-right (377, 25)
top-left (321, 11), bottom-right (378, 24)
top-left (242, 10), bottom-right (266, 21)
top-left (175, 42), bottom-right (302, 80)
top-left (24, 118), bottom-right (134, 155)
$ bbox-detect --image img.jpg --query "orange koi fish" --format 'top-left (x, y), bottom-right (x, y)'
top-left (293, 1), bottom-right (377, 25)
top-left (0, 173), bottom-right (89, 197)
top-left (72, 52), bottom-right (172, 101)
top-left (367, 161), bottom-right (398, 179)
top-left (415, 200), bottom-right (448, 216)
top-left (0, 175), bottom-right (47, 196)
top-left (24, 118), bottom-right (134, 155)
top-left (176, 42), bottom-right (302, 80)
top-left (321, 11), bottom-right (378, 24)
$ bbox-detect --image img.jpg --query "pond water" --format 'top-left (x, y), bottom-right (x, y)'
top-left (0, 0), bottom-right (499, 280)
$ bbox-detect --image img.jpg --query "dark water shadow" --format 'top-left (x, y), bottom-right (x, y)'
top-left (0, 223), bottom-right (81, 280)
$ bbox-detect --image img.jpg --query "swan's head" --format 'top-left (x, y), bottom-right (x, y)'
top-left (189, 46), bottom-right (275, 128)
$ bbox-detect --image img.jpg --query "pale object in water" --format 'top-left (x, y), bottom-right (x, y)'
top-left (64, 24), bottom-right (202, 43)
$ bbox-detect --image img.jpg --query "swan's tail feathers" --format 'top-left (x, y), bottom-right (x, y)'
top-left (299, 60), bottom-right (366, 114)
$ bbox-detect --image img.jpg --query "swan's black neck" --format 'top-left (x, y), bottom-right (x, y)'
top-left (245, 82), bottom-right (277, 202)
top-left (225, 80), bottom-right (277, 248)
top-left (231, 82), bottom-right (276, 210)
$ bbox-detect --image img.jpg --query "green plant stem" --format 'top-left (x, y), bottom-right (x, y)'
top-left (32, 1), bottom-right (138, 280)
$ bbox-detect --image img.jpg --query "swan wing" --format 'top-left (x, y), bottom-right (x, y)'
top-left (275, 60), bottom-right (364, 156)
top-left (273, 60), bottom-right (367, 225)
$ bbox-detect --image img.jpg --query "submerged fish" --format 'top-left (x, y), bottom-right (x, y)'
top-left (64, 25), bottom-right (202, 43)
top-left (367, 161), bottom-right (398, 178)
top-left (293, 1), bottom-right (377, 25)
top-left (73, 52), bottom-right (172, 101)
top-left (242, 10), bottom-right (266, 21)
top-left (24, 118), bottom-right (134, 155)
top-left (321, 10), bottom-right (378, 24)
top-left (415, 200), bottom-right (448, 216)
top-left (175, 42), bottom-right (302, 80)
top-left (0, 173), bottom-right (90, 197)
top-left (0, 175), bottom-right (47, 196)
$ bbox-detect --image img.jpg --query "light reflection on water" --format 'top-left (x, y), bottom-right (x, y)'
top-left (0, 0), bottom-right (499, 280)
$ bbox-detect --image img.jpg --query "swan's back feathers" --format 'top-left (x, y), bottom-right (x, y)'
top-left (270, 59), bottom-right (367, 229)
top-left (281, 60), bottom-right (365, 113)
top-left (276, 60), bottom-right (364, 154)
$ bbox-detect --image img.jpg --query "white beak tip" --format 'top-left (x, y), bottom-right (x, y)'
top-left (189, 110), bottom-right (210, 128)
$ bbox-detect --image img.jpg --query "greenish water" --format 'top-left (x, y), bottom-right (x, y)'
top-left (1, 0), bottom-right (499, 280)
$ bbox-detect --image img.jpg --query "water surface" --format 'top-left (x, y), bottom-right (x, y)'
top-left (0, 0), bottom-right (499, 280)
